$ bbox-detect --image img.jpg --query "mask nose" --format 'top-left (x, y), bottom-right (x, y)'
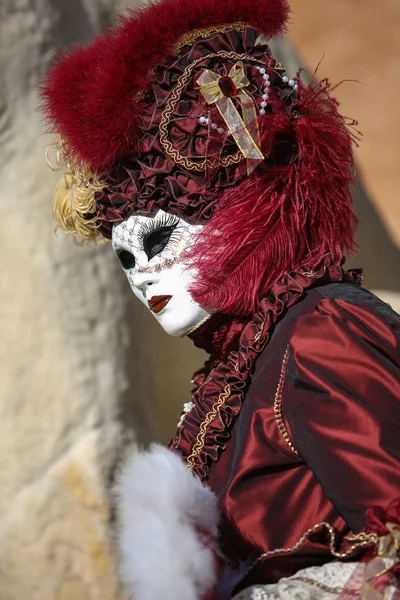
top-left (131, 270), bottom-right (158, 297)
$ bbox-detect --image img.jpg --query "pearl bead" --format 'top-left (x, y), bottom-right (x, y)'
top-left (259, 109), bottom-right (266, 116)
top-left (262, 93), bottom-right (268, 100)
top-left (199, 116), bottom-right (206, 124)
top-left (288, 79), bottom-right (295, 87)
top-left (282, 75), bottom-right (289, 83)
top-left (260, 101), bottom-right (267, 108)
top-left (259, 67), bottom-right (266, 75)
top-left (217, 127), bottom-right (224, 134)
top-left (211, 122), bottom-right (218, 129)
top-left (264, 80), bottom-right (271, 87)
top-left (294, 84), bottom-right (299, 91)
top-left (256, 66), bottom-right (261, 71)
top-left (205, 118), bottom-right (209, 125)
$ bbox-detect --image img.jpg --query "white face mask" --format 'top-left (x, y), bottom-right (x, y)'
top-left (112, 210), bottom-right (211, 336)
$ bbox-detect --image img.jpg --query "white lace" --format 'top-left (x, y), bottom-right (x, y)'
top-left (231, 560), bottom-right (398, 599)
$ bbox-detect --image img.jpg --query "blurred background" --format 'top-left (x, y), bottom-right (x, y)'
top-left (0, 1), bottom-right (399, 598)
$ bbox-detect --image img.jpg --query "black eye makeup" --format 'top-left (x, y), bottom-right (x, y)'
top-left (137, 214), bottom-right (181, 261)
top-left (116, 249), bottom-right (136, 270)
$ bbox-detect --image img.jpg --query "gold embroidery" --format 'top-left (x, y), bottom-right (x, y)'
top-left (244, 522), bottom-right (378, 578)
top-left (186, 384), bottom-right (231, 470)
top-left (273, 347), bottom-right (298, 455)
top-left (172, 22), bottom-right (246, 56)
top-left (159, 50), bottom-right (266, 172)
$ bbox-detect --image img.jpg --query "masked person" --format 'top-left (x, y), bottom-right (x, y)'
top-left (41, 0), bottom-right (400, 597)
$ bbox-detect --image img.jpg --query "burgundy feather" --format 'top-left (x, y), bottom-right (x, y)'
top-left (41, 0), bottom-right (289, 170)
top-left (188, 78), bottom-right (359, 316)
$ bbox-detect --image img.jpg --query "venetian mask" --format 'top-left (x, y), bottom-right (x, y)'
top-left (112, 210), bottom-right (211, 336)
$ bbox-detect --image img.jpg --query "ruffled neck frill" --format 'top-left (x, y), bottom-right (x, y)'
top-left (169, 259), bottom-right (363, 480)
top-left (188, 313), bottom-right (248, 371)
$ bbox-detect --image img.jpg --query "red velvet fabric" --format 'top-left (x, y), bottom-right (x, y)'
top-left (170, 264), bottom-right (400, 590)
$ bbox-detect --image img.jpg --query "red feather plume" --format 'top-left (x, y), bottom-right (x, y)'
top-left (187, 78), bottom-right (359, 316)
top-left (41, 0), bottom-right (290, 171)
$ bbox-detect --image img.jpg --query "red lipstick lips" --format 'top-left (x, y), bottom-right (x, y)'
top-left (148, 295), bottom-right (172, 314)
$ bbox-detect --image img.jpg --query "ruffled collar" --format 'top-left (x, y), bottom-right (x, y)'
top-left (170, 259), bottom-right (363, 480)
top-left (188, 313), bottom-right (248, 369)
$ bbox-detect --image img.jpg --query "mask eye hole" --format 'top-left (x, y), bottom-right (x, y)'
top-left (117, 249), bottom-right (136, 270)
top-left (144, 225), bottom-right (177, 260)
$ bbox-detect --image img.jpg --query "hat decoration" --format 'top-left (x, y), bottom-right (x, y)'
top-left (42, 0), bottom-right (359, 315)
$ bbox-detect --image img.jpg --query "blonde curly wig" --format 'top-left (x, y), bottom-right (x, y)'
top-left (46, 137), bottom-right (107, 243)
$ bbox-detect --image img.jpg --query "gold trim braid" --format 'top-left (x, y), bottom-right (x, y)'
top-left (186, 384), bottom-right (231, 470)
top-left (274, 346), bottom-right (298, 455)
top-left (172, 22), bottom-right (246, 56)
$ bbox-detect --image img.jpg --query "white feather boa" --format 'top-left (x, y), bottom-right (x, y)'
top-left (116, 444), bottom-right (220, 600)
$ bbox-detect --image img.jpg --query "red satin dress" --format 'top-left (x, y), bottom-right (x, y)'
top-left (169, 263), bottom-right (400, 590)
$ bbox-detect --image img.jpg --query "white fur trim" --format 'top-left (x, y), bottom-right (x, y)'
top-left (116, 444), bottom-right (219, 600)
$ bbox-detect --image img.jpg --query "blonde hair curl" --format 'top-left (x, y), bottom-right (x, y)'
top-left (46, 137), bottom-right (107, 243)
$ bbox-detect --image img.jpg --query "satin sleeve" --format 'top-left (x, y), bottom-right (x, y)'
top-left (285, 293), bottom-right (400, 532)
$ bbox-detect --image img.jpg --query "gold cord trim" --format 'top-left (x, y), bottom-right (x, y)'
top-left (186, 384), bottom-right (231, 470)
top-left (273, 346), bottom-right (298, 455)
top-left (159, 51), bottom-right (266, 172)
top-left (172, 22), bottom-right (246, 56)
top-left (182, 313), bottom-right (213, 338)
top-left (289, 577), bottom-right (344, 595)
top-left (244, 522), bottom-right (378, 579)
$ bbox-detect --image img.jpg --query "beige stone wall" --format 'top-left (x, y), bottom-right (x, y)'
top-left (0, 1), bottom-right (152, 598)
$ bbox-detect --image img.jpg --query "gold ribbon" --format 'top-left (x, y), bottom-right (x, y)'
top-left (360, 523), bottom-right (400, 600)
top-left (196, 61), bottom-right (264, 175)
top-left (377, 522), bottom-right (400, 558)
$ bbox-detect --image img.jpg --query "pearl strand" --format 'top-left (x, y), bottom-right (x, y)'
top-left (255, 65), bottom-right (271, 115)
top-left (199, 115), bottom-right (225, 135)
top-left (282, 75), bottom-right (299, 91)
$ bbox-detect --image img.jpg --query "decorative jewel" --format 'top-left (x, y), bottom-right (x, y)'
top-left (218, 75), bottom-right (237, 98)
top-left (282, 75), bottom-right (289, 83)
top-left (288, 79), bottom-right (295, 87)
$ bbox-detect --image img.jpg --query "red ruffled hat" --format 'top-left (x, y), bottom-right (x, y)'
top-left (42, 0), bottom-right (359, 315)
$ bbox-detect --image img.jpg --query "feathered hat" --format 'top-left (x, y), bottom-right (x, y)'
top-left (42, 0), bottom-right (358, 315)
